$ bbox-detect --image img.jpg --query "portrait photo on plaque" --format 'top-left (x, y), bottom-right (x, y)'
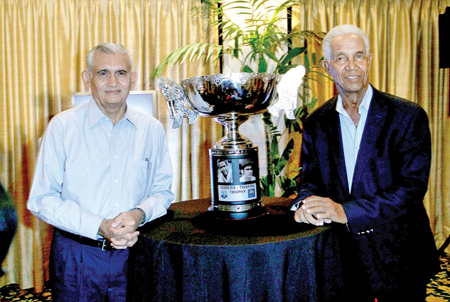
top-left (217, 158), bottom-right (233, 183)
top-left (239, 158), bottom-right (256, 182)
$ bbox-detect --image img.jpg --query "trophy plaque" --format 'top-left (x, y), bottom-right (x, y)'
top-left (157, 67), bottom-right (305, 219)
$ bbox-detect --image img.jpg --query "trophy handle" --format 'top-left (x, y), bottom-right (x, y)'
top-left (157, 76), bottom-right (199, 129)
top-left (268, 65), bottom-right (306, 120)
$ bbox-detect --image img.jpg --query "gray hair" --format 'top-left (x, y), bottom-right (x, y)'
top-left (322, 25), bottom-right (370, 61)
top-left (86, 42), bottom-right (133, 72)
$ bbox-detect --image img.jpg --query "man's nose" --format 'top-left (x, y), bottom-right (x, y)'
top-left (107, 74), bottom-right (118, 86)
top-left (345, 58), bottom-right (357, 70)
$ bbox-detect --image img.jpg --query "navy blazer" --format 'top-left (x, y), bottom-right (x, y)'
top-left (294, 87), bottom-right (439, 297)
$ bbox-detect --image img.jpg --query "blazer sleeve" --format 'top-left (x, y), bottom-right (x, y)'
top-left (291, 108), bottom-right (336, 208)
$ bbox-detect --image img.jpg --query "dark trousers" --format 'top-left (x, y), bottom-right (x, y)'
top-left (50, 229), bottom-right (129, 302)
top-left (337, 225), bottom-right (429, 302)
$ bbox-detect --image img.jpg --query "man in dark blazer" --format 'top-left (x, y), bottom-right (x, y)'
top-left (292, 24), bottom-right (439, 301)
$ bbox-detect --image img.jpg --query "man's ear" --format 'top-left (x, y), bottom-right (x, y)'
top-left (367, 53), bottom-right (373, 70)
top-left (81, 70), bottom-right (92, 91)
top-left (321, 60), bottom-right (332, 76)
top-left (130, 71), bottom-right (138, 90)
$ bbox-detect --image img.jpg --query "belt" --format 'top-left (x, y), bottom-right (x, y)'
top-left (57, 229), bottom-right (114, 251)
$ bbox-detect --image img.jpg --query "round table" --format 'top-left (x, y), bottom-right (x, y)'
top-left (128, 197), bottom-right (347, 302)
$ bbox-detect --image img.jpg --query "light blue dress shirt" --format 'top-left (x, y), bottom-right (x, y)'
top-left (28, 100), bottom-right (175, 239)
top-left (336, 85), bottom-right (373, 193)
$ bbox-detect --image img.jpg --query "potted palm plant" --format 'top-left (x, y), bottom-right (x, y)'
top-left (151, 0), bottom-right (328, 197)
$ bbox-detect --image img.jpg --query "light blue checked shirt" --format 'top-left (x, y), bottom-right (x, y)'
top-left (28, 99), bottom-right (174, 239)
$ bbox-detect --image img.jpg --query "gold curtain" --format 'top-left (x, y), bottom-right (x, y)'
top-left (0, 0), bottom-right (221, 291)
top-left (0, 0), bottom-right (449, 293)
top-left (294, 0), bottom-right (450, 253)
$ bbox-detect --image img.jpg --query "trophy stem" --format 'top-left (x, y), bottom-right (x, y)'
top-left (215, 113), bottom-right (252, 149)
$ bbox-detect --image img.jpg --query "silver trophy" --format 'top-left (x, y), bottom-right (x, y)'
top-left (158, 67), bottom-right (305, 219)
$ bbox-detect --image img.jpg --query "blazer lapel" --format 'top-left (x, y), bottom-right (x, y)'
top-left (327, 97), bottom-right (350, 196)
top-left (352, 89), bottom-right (388, 192)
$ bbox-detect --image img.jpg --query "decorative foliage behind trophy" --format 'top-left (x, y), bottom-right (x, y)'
top-left (152, 0), bottom-right (328, 217)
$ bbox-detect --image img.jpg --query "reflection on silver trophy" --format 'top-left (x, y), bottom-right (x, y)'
top-left (157, 67), bottom-right (305, 219)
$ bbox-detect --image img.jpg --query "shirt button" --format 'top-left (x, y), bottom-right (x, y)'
top-left (114, 180), bottom-right (118, 183)
top-left (115, 203), bottom-right (119, 207)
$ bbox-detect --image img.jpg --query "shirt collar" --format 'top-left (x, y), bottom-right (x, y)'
top-left (124, 106), bottom-right (138, 129)
top-left (336, 84), bottom-right (373, 117)
top-left (87, 99), bottom-right (138, 129)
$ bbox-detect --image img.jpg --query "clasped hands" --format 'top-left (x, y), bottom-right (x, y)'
top-left (294, 196), bottom-right (348, 226)
top-left (98, 209), bottom-right (145, 249)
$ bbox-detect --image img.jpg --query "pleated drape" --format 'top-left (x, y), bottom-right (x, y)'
top-left (0, 0), bottom-right (449, 293)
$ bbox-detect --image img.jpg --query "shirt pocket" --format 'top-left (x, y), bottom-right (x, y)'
top-left (127, 158), bottom-right (150, 203)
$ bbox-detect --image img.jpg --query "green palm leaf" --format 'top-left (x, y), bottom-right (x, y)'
top-left (151, 43), bottom-right (222, 78)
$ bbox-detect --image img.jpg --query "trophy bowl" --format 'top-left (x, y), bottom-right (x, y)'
top-left (181, 73), bottom-right (280, 149)
top-left (181, 73), bottom-right (280, 117)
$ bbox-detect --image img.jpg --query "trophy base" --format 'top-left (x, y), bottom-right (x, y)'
top-left (213, 205), bottom-right (268, 220)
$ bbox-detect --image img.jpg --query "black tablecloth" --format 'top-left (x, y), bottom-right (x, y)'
top-left (128, 197), bottom-right (347, 302)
